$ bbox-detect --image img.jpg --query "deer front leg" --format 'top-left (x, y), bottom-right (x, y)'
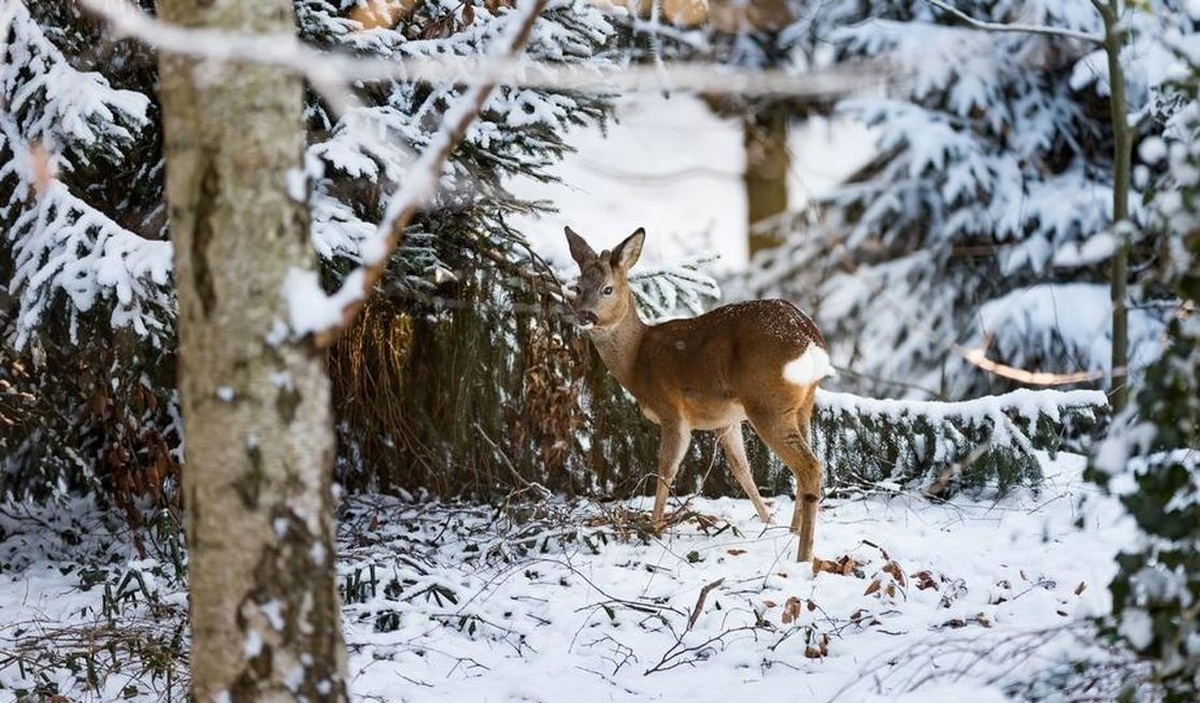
top-left (652, 421), bottom-right (691, 532)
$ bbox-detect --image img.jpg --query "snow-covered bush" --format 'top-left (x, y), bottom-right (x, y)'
top-left (815, 388), bottom-right (1107, 496)
top-left (740, 0), bottom-right (1190, 401)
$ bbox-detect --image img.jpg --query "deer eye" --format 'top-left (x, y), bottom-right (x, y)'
top-left (602, 285), bottom-right (614, 296)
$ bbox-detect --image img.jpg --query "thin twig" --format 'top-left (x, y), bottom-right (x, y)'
top-left (923, 0), bottom-right (1102, 44)
top-left (687, 577), bottom-right (725, 630)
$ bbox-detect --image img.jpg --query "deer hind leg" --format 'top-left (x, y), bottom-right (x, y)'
top-left (652, 421), bottom-right (692, 532)
top-left (717, 424), bottom-right (772, 525)
top-left (748, 407), bottom-right (823, 562)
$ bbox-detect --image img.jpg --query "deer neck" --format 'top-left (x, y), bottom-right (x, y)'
top-left (588, 298), bottom-right (647, 391)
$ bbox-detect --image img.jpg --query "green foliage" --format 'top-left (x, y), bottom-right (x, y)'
top-left (1088, 45), bottom-right (1200, 700)
top-left (813, 389), bottom-right (1108, 497)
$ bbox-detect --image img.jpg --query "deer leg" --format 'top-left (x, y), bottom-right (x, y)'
top-left (748, 410), bottom-right (823, 562)
top-left (652, 421), bottom-right (691, 532)
top-left (717, 424), bottom-right (771, 525)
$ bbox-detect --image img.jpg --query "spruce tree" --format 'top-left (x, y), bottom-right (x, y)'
top-left (742, 0), bottom-right (1190, 401)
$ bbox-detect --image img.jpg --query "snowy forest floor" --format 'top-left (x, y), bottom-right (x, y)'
top-left (0, 452), bottom-right (1151, 702)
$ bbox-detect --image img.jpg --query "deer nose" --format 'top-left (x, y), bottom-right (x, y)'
top-left (576, 311), bottom-right (598, 328)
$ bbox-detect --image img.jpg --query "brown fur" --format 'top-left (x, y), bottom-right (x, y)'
top-left (565, 226), bottom-right (831, 562)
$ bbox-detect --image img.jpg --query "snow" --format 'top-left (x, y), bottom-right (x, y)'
top-left (0, 454), bottom-right (1138, 700)
top-left (283, 266), bottom-right (364, 337)
top-left (338, 456), bottom-right (1133, 701)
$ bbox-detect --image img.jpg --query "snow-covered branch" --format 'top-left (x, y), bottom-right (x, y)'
top-left (78, 0), bottom-right (880, 101)
top-left (292, 0), bottom-right (552, 345)
top-left (923, 0), bottom-right (1103, 44)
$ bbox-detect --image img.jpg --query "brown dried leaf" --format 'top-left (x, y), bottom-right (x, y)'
top-left (29, 141), bottom-right (55, 196)
top-left (882, 560), bottom-right (906, 586)
top-left (914, 570), bottom-right (939, 591)
top-left (863, 579), bottom-right (882, 597)
top-left (782, 596), bottom-right (802, 625)
top-left (726, 548), bottom-right (747, 556)
top-left (762, 599), bottom-right (778, 609)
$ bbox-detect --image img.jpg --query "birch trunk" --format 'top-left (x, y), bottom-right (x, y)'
top-left (155, 0), bottom-right (348, 699)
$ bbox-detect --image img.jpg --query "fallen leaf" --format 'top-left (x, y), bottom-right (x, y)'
top-left (782, 596), bottom-right (803, 625)
top-left (913, 570), bottom-right (939, 591)
top-left (727, 548), bottom-right (747, 556)
top-left (1074, 581), bottom-right (1087, 595)
top-left (864, 579), bottom-right (882, 597)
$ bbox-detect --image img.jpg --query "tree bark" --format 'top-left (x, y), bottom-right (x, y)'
top-left (155, 1), bottom-right (348, 700)
top-left (743, 102), bottom-right (791, 258)
top-left (1097, 0), bottom-right (1131, 413)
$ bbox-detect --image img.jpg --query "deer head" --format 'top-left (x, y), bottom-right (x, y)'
top-left (565, 226), bottom-right (644, 331)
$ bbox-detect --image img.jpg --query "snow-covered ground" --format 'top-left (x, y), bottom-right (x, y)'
top-left (0, 97), bottom-right (1133, 702)
top-left (0, 453), bottom-right (1137, 701)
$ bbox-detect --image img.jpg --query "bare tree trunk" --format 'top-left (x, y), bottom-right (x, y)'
top-left (743, 102), bottom-right (791, 257)
top-left (155, 0), bottom-right (348, 699)
top-left (1096, 0), bottom-right (1131, 413)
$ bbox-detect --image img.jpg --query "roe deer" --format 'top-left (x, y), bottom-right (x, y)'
top-left (565, 226), bottom-right (832, 562)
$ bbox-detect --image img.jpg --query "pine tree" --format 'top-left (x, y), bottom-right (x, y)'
top-left (741, 0), bottom-right (1189, 401)
top-left (0, 0), bottom-right (178, 511)
top-left (2, 0), bottom-right (726, 507)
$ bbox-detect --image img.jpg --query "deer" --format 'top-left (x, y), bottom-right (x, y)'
top-left (564, 226), bottom-right (833, 562)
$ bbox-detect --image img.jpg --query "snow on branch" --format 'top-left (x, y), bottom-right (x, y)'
top-left (1, 119), bottom-right (173, 348)
top-left (2, 1), bottom-right (150, 158)
top-left (78, 0), bottom-right (881, 101)
top-left (296, 0), bottom-right (552, 346)
top-left (923, 0), bottom-right (1102, 44)
top-left (629, 257), bottom-right (722, 319)
top-left (813, 388), bottom-right (1109, 496)
top-left (1, 1), bottom-right (170, 348)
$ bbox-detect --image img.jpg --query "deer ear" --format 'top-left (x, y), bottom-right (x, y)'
top-left (611, 227), bottom-right (645, 271)
top-left (564, 226), bottom-right (596, 267)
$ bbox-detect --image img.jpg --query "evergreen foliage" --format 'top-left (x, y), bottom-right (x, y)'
top-left (814, 388), bottom-right (1107, 496)
top-left (0, 0), bottom-right (178, 513)
top-left (1091, 32), bottom-right (1200, 698)
top-left (740, 0), bottom-right (1191, 401)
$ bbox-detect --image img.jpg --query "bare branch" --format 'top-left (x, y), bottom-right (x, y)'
top-left (923, 0), bottom-right (1103, 44)
top-left (954, 336), bottom-right (1105, 386)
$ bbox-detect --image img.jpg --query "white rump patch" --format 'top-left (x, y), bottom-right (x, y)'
top-left (783, 347), bottom-right (833, 385)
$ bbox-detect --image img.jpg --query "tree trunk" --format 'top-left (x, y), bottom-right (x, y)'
top-left (156, 1), bottom-right (348, 699)
top-left (744, 102), bottom-right (791, 258)
top-left (1098, 0), bottom-right (1131, 413)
